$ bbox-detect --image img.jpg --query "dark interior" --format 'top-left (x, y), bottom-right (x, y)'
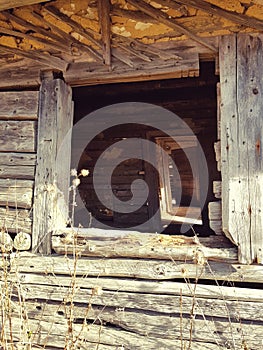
top-left (72, 61), bottom-right (220, 236)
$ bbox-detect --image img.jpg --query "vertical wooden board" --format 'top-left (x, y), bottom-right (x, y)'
top-left (219, 35), bottom-right (239, 247)
top-left (237, 34), bottom-right (263, 263)
top-left (220, 34), bottom-right (263, 263)
top-left (32, 78), bottom-right (73, 254)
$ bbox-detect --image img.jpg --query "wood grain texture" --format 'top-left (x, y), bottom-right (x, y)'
top-left (0, 91), bottom-right (38, 119)
top-left (0, 120), bottom-right (36, 152)
top-left (97, 0), bottom-right (112, 66)
top-left (0, 0), bottom-right (50, 11)
top-left (52, 228), bottom-right (237, 261)
top-left (220, 34), bottom-right (263, 264)
top-left (32, 77), bottom-right (73, 254)
top-left (0, 179), bottom-right (33, 208)
top-left (0, 207), bottom-right (32, 234)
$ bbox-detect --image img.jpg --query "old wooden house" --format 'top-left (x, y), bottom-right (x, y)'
top-left (0, 0), bottom-right (263, 349)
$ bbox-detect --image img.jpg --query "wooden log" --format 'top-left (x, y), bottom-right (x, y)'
top-left (0, 152), bottom-right (36, 166)
top-left (4, 304), bottom-right (263, 349)
top-left (13, 232), bottom-right (31, 250)
top-left (0, 121), bottom-right (36, 152)
top-left (209, 220), bottom-right (223, 235)
top-left (213, 181), bottom-right (222, 199)
top-left (0, 0), bottom-right (51, 11)
top-left (0, 317), bottom-right (228, 350)
top-left (32, 77), bottom-right (73, 254)
top-left (0, 91), bottom-right (38, 120)
top-left (97, 0), bottom-right (112, 66)
top-left (0, 207), bottom-right (32, 234)
top-left (214, 140), bottom-right (221, 172)
top-left (0, 179), bottom-right (33, 208)
top-left (0, 165), bottom-right (35, 179)
top-left (208, 201), bottom-right (222, 220)
top-left (14, 273), bottom-right (263, 302)
top-left (0, 231), bottom-right (13, 251)
top-left (6, 251), bottom-right (263, 283)
top-left (52, 228), bottom-right (237, 261)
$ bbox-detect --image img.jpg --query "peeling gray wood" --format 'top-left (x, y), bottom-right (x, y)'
top-left (52, 228), bottom-right (237, 261)
top-left (0, 120), bottom-right (36, 152)
top-left (0, 207), bottom-right (32, 234)
top-left (0, 179), bottom-right (33, 208)
top-left (220, 34), bottom-right (263, 264)
top-left (0, 91), bottom-right (38, 119)
top-left (32, 77), bottom-right (73, 254)
top-left (6, 252), bottom-right (263, 283)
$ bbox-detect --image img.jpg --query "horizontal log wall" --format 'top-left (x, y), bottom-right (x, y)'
top-left (0, 91), bottom-right (38, 250)
top-left (1, 252), bottom-right (263, 350)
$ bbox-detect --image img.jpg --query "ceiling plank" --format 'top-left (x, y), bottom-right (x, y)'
top-left (0, 0), bottom-right (51, 11)
top-left (97, 0), bottom-right (112, 66)
top-left (176, 0), bottom-right (263, 31)
top-left (0, 44), bottom-right (68, 71)
top-left (43, 5), bottom-right (102, 62)
top-left (126, 0), bottom-right (216, 52)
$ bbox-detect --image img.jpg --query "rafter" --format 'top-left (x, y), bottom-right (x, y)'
top-left (0, 26), bottom-right (69, 55)
top-left (97, 0), bottom-right (112, 66)
top-left (2, 11), bottom-right (70, 51)
top-left (0, 0), bottom-right (50, 11)
top-left (176, 0), bottom-right (263, 31)
top-left (126, 0), bottom-right (216, 52)
top-left (0, 44), bottom-right (68, 71)
top-left (43, 5), bottom-right (102, 61)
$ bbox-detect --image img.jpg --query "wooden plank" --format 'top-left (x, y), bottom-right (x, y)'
top-left (0, 0), bottom-right (51, 11)
top-left (0, 207), bottom-right (32, 234)
top-left (6, 252), bottom-right (263, 283)
top-left (15, 273), bottom-right (263, 302)
top-left (220, 34), bottom-right (263, 263)
top-left (32, 77), bottom-right (73, 254)
top-left (0, 152), bottom-right (36, 166)
top-left (52, 228), bottom-right (237, 261)
top-left (0, 317), bottom-right (227, 350)
top-left (0, 179), bottom-right (33, 208)
top-left (97, 0), bottom-right (112, 66)
top-left (0, 120), bottom-right (36, 152)
top-left (0, 165), bottom-right (35, 179)
top-left (126, 0), bottom-right (216, 52)
top-left (43, 6), bottom-right (102, 62)
top-left (219, 34), bottom-right (239, 247)
top-left (0, 91), bottom-right (38, 119)
top-left (0, 45), bottom-right (68, 72)
top-left (176, 0), bottom-right (263, 31)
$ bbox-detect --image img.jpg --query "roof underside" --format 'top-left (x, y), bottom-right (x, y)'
top-left (0, 0), bottom-right (262, 87)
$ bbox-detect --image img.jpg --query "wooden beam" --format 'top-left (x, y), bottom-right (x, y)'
top-left (126, 0), bottom-right (216, 52)
top-left (32, 76), bottom-right (73, 255)
top-left (0, 44), bottom-right (68, 71)
top-left (177, 0), bottom-right (263, 31)
top-left (43, 5), bottom-right (103, 62)
top-left (0, 0), bottom-right (51, 11)
top-left (97, 0), bottom-right (112, 66)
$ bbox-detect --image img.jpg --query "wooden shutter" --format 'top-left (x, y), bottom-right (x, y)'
top-left (219, 34), bottom-right (263, 264)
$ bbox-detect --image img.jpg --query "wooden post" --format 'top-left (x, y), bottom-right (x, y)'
top-left (32, 74), bottom-right (73, 254)
top-left (220, 34), bottom-right (263, 264)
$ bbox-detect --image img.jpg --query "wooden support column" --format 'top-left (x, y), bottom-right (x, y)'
top-left (97, 0), bottom-right (112, 66)
top-left (220, 34), bottom-right (263, 264)
top-left (32, 74), bottom-right (73, 254)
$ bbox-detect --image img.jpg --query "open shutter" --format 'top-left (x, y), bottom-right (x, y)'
top-left (32, 75), bottom-right (73, 254)
top-left (220, 34), bottom-right (263, 264)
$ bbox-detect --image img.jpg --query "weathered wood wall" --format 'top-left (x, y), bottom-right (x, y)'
top-left (2, 251), bottom-right (263, 350)
top-left (0, 91), bottom-right (38, 250)
top-left (220, 34), bottom-right (263, 264)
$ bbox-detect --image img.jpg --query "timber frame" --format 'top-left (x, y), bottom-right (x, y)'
top-left (1, 1), bottom-right (263, 348)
